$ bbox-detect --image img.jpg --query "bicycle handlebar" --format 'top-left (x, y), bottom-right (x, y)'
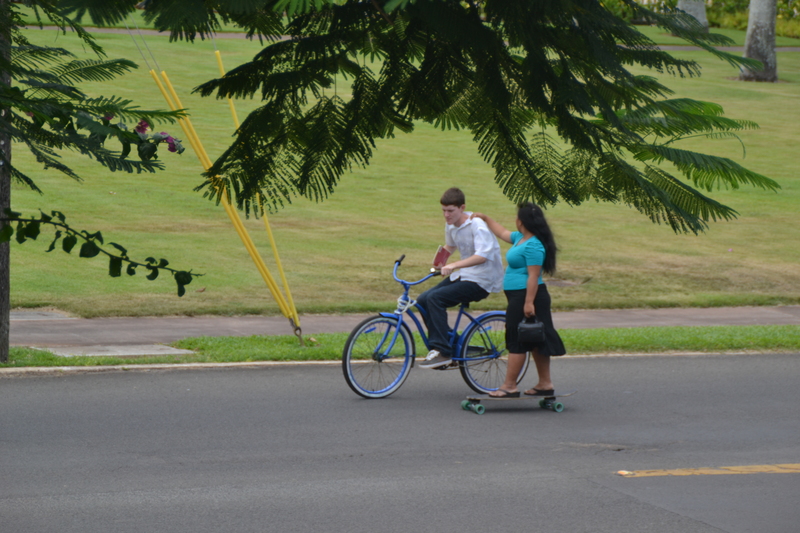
top-left (392, 255), bottom-right (439, 287)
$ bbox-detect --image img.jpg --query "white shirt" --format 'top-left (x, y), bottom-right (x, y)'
top-left (445, 212), bottom-right (504, 293)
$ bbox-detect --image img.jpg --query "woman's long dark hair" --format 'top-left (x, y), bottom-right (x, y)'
top-left (517, 203), bottom-right (557, 275)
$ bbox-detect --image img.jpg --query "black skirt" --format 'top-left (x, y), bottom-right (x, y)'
top-left (504, 284), bottom-right (566, 356)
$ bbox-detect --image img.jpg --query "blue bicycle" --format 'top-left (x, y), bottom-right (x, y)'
top-left (342, 255), bottom-right (530, 398)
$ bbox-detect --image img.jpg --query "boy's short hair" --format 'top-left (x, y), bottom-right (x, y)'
top-left (440, 187), bottom-right (466, 207)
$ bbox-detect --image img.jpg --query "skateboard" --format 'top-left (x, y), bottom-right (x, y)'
top-left (461, 390), bottom-right (577, 414)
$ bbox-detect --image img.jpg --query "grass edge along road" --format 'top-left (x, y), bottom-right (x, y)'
top-left (3, 324), bottom-right (799, 368)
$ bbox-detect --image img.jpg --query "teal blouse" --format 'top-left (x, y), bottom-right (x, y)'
top-left (503, 231), bottom-right (545, 290)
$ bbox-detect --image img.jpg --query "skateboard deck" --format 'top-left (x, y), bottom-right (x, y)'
top-left (462, 390), bottom-right (577, 414)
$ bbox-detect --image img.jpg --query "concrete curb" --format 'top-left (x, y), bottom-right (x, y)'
top-left (0, 360), bottom-right (341, 377)
top-left (0, 350), bottom-right (783, 378)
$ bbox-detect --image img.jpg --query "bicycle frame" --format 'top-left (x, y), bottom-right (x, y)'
top-left (342, 255), bottom-right (521, 398)
top-left (374, 256), bottom-right (501, 364)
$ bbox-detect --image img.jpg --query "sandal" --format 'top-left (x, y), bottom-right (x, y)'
top-left (524, 388), bottom-right (555, 397)
top-left (488, 389), bottom-right (520, 398)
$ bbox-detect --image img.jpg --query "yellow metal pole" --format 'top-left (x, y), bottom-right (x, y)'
top-left (214, 51), bottom-right (302, 330)
top-left (153, 70), bottom-right (293, 319)
top-left (258, 194), bottom-right (301, 328)
top-left (215, 51), bottom-right (240, 128)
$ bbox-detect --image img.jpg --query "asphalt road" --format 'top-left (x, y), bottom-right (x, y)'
top-left (2, 353), bottom-right (799, 533)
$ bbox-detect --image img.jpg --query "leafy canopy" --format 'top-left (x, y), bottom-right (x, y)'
top-left (1, 0), bottom-right (194, 297)
top-left (64, 0), bottom-right (778, 234)
top-left (1, 0), bottom-right (186, 192)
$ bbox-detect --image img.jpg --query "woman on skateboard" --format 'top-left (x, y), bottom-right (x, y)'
top-left (471, 203), bottom-right (566, 398)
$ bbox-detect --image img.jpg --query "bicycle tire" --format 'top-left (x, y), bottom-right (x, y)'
top-left (458, 312), bottom-right (530, 394)
top-left (342, 315), bottom-right (415, 399)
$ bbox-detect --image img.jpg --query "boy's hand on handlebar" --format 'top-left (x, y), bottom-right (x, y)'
top-left (440, 264), bottom-right (456, 277)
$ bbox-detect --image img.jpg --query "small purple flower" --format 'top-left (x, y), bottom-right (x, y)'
top-left (25, 111), bottom-right (34, 117)
top-left (103, 113), bottom-right (115, 121)
top-left (135, 119), bottom-right (150, 134)
top-left (160, 132), bottom-right (178, 152)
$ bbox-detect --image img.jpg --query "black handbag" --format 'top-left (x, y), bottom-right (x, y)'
top-left (517, 316), bottom-right (545, 344)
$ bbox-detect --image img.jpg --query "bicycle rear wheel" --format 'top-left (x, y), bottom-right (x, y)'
top-left (459, 313), bottom-right (529, 394)
top-left (342, 315), bottom-right (414, 398)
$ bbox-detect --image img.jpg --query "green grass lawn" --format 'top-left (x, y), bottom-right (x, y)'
top-left (3, 325), bottom-right (799, 368)
top-left (9, 27), bottom-right (800, 318)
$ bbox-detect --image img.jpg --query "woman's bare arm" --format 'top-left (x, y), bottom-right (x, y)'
top-left (471, 213), bottom-right (513, 243)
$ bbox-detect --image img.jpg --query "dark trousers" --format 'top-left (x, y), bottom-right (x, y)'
top-left (416, 277), bottom-right (489, 357)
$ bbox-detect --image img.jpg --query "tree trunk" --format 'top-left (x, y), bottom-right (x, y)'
top-left (1, 0), bottom-right (11, 363)
top-left (677, 0), bottom-right (709, 32)
top-left (740, 0), bottom-right (778, 82)
top-left (0, 127), bottom-right (8, 364)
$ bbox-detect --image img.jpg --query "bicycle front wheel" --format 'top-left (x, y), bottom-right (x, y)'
top-left (342, 315), bottom-right (414, 399)
top-left (459, 313), bottom-right (530, 394)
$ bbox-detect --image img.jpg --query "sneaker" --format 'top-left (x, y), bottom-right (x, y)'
top-left (419, 350), bottom-right (452, 369)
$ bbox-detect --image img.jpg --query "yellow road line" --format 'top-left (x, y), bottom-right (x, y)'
top-left (617, 464), bottom-right (800, 477)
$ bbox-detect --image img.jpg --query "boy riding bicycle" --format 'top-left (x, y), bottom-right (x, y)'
top-left (416, 188), bottom-right (504, 369)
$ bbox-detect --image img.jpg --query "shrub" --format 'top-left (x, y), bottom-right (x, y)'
top-left (707, 0), bottom-right (797, 20)
top-left (777, 17), bottom-right (800, 38)
top-left (711, 7), bottom-right (800, 39)
top-left (709, 10), bottom-right (749, 30)
top-left (602, 0), bottom-right (677, 23)
top-left (603, 1), bottom-right (798, 36)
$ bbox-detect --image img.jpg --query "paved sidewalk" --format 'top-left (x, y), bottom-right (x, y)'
top-left (10, 306), bottom-right (800, 356)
